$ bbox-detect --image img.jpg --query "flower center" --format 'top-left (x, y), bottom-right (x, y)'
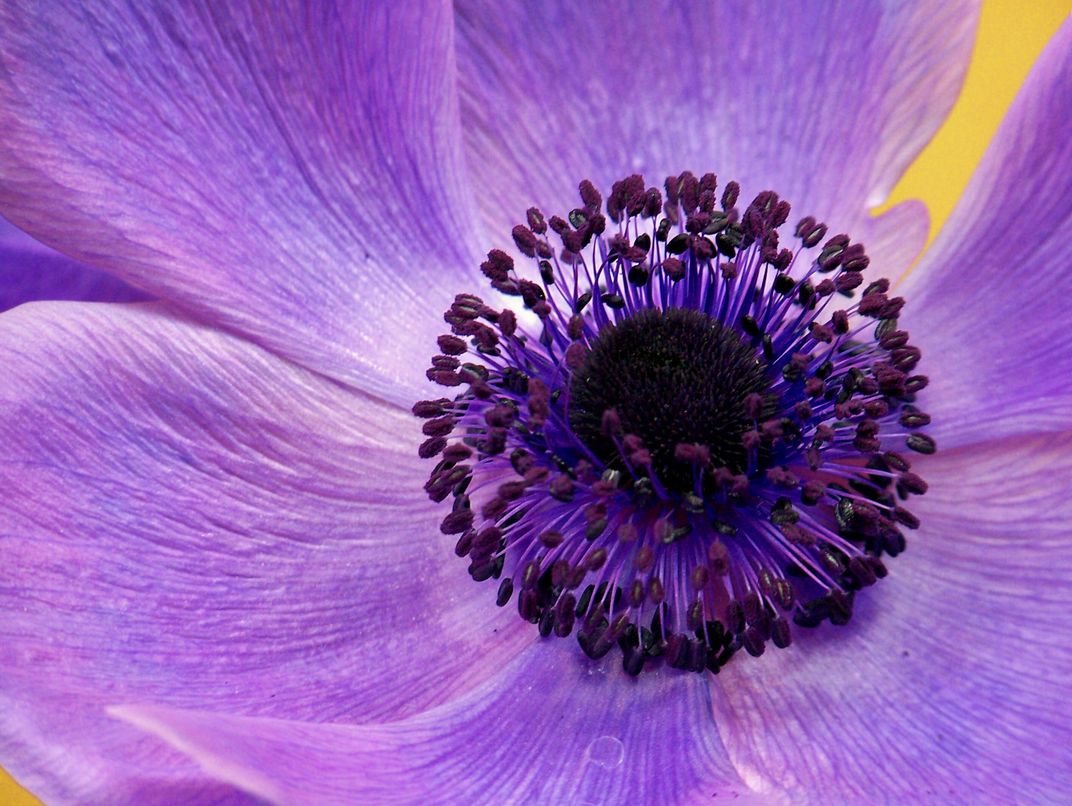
top-left (414, 172), bottom-right (934, 676)
top-left (569, 307), bottom-right (770, 492)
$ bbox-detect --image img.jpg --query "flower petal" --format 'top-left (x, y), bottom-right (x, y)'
top-left (455, 0), bottom-right (974, 251)
top-left (1, 217), bottom-right (150, 312)
top-left (708, 433), bottom-right (1072, 802)
top-left (900, 18), bottom-right (1072, 448)
top-left (857, 199), bottom-right (929, 286)
top-left (0, 2), bottom-right (482, 403)
top-left (1, 688), bottom-right (254, 805)
top-left (113, 640), bottom-right (760, 806)
top-left (0, 301), bottom-right (527, 802)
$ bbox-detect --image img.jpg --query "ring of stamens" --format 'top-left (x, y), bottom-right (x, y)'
top-left (415, 171), bottom-right (933, 676)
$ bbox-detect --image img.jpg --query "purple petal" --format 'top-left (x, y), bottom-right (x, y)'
top-left (0, 2), bottom-right (482, 403)
top-left (708, 433), bottom-right (1072, 801)
top-left (0, 217), bottom-right (150, 311)
top-left (857, 199), bottom-right (929, 285)
top-left (0, 301), bottom-right (527, 802)
top-left (900, 18), bottom-right (1072, 448)
top-left (2, 688), bottom-right (254, 805)
top-left (455, 0), bottom-right (974, 261)
top-left (114, 639), bottom-right (758, 805)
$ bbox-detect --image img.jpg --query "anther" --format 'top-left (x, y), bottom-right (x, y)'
top-left (415, 170), bottom-right (933, 675)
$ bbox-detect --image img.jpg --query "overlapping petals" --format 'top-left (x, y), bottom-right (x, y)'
top-left (0, 302), bottom-right (528, 803)
top-left (708, 434), bottom-right (1072, 803)
top-left (707, 20), bottom-right (1072, 799)
top-left (901, 17), bottom-right (1072, 448)
top-left (113, 641), bottom-right (758, 806)
top-left (0, 1), bottom-right (482, 404)
top-left (3, 0), bottom-right (1070, 804)
top-left (0, 218), bottom-right (148, 311)
top-left (109, 434), bottom-right (1072, 804)
top-left (455, 0), bottom-right (975, 273)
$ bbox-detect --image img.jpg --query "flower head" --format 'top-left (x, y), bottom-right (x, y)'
top-left (418, 172), bottom-right (932, 673)
top-left (0, 2), bottom-right (1070, 804)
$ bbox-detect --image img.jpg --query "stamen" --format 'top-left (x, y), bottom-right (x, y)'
top-left (415, 172), bottom-right (934, 674)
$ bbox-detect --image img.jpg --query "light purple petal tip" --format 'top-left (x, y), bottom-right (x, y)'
top-left (456, 0), bottom-right (975, 267)
top-left (901, 17), bottom-right (1072, 448)
top-left (1, 688), bottom-right (254, 805)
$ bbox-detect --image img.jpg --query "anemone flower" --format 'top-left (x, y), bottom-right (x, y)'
top-left (1, 1), bottom-right (1070, 804)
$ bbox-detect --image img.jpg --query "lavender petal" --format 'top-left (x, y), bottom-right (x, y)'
top-left (0, 301), bottom-right (527, 802)
top-left (0, 1), bottom-right (482, 404)
top-left (455, 0), bottom-right (974, 275)
top-left (707, 434), bottom-right (1072, 802)
top-left (113, 638), bottom-right (756, 805)
top-left (901, 18), bottom-right (1072, 448)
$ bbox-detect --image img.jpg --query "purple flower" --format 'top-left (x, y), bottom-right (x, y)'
top-left (1, 1), bottom-right (1069, 803)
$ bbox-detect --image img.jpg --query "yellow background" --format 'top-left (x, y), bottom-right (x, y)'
top-left (2, 2), bottom-right (1068, 803)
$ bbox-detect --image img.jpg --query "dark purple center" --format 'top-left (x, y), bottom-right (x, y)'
top-left (569, 307), bottom-right (770, 491)
top-left (414, 171), bottom-right (934, 676)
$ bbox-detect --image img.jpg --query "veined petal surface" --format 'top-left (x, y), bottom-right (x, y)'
top-left (455, 0), bottom-right (975, 274)
top-left (901, 17), bottom-right (1072, 448)
top-left (708, 434), bottom-right (1072, 803)
top-left (0, 1), bottom-right (481, 404)
top-left (114, 640), bottom-right (760, 806)
top-left (0, 302), bottom-right (528, 803)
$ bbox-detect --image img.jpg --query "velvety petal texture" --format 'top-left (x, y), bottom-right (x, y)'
top-left (708, 434), bottom-right (1072, 802)
top-left (114, 640), bottom-right (761, 806)
top-left (0, 1), bottom-right (482, 403)
top-left (455, 0), bottom-right (975, 266)
top-left (0, 302), bottom-right (528, 803)
top-left (0, 217), bottom-right (149, 311)
top-left (901, 17), bottom-right (1072, 448)
top-left (5, 3), bottom-right (1066, 804)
